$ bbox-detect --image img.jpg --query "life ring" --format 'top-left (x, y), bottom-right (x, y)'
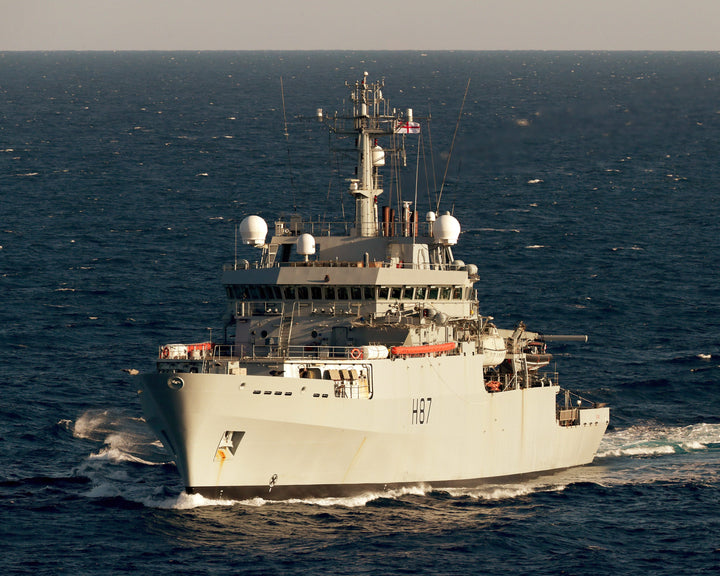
top-left (350, 348), bottom-right (363, 360)
top-left (162, 346), bottom-right (170, 359)
top-left (486, 380), bottom-right (501, 392)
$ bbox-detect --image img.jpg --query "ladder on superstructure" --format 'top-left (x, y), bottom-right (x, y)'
top-left (278, 302), bottom-right (295, 355)
top-left (264, 243), bottom-right (278, 267)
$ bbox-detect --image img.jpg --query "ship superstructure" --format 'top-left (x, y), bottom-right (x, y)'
top-left (138, 73), bottom-right (609, 500)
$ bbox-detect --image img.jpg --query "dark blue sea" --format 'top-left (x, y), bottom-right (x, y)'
top-left (1, 51), bottom-right (719, 575)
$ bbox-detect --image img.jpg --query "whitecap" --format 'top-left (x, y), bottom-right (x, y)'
top-left (71, 409), bottom-right (170, 464)
top-left (87, 444), bottom-right (161, 467)
top-left (466, 227), bottom-right (520, 233)
top-left (596, 422), bottom-right (720, 458)
top-left (163, 491), bottom-right (237, 509)
top-left (442, 482), bottom-right (562, 501)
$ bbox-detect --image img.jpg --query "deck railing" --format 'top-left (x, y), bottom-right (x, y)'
top-left (211, 343), bottom-right (381, 361)
top-left (270, 219), bottom-right (434, 239)
top-left (224, 259), bottom-right (462, 271)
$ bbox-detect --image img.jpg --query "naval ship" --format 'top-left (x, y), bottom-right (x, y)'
top-left (138, 73), bottom-right (609, 500)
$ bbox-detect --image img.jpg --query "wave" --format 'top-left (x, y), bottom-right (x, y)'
top-left (87, 443), bottom-right (163, 467)
top-left (597, 422), bottom-right (720, 458)
top-left (67, 409), bottom-right (172, 466)
top-left (611, 245), bottom-right (644, 251)
top-left (153, 482), bottom-right (572, 510)
top-left (463, 227), bottom-right (521, 233)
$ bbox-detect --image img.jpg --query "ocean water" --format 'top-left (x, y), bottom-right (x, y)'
top-left (1, 51), bottom-right (719, 575)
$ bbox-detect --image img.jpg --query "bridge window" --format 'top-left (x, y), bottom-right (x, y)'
top-left (390, 286), bottom-right (402, 299)
top-left (351, 286), bottom-right (362, 300)
top-left (364, 286), bottom-right (375, 299)
top-left (416, 286), bottom-right (427, 300)
top-left (311, 286), bottom-right (322, 299)
top-left (428, 286), bottom-right (439, 300)
top-left (337, 287), bottom-right (349, 300)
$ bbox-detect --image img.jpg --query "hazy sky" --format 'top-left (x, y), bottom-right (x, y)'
top-left (2, 0), bottom-right (719, 51)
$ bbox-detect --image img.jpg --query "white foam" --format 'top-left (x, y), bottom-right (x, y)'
top-left (467, 227), bottom-right (521, 233)
top-left (70, 409), bottom-right (172, 467)
top-left (88, 444), bottom-right (160, 467)
top-left (443, 482), bottom-right (562, 500)
top-left (163, 491), bottom-right (237, 510)
top-left (85, 483), bottom-right (122, 499)
top-left (188, 482), bottom-right (564, 509)
top-left (133, 481), bottom-right (568, 511)
top-left (597, 422), bottom-right (720, 458)
top-left (72, 409), bottom-right (114, 441)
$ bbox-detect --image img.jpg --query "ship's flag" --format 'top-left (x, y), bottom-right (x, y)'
top-left (394, 121), bottom-right (421, 134)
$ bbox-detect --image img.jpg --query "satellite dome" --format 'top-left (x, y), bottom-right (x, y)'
top-left (239, 215), bottom-right (268, 247)
top-left (296, 233), bottom-right (316, 256)
top-left (434, 214), bottom-right (461, 245)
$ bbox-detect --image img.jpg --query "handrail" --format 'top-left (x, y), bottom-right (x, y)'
top-left (225, 260), bottom-right (465, 271)
top-left (269, 219), bottom-right (435, 238)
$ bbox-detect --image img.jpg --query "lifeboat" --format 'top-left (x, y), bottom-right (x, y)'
top-left (523, 341), bottom-right (552, 370)
top-left (390, 341), bottom-right (457, 356)
top-left (525, 353), bottom-right (553, 370)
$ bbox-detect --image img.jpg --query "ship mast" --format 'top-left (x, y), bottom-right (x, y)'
top-left (349, 71), bottom-right (385, 237)
top-left (320, 72), bottom-right (413, 238)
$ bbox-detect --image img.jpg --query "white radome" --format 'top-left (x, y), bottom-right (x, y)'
top-left (239, 215), bottom-right (268, 247)
top-left (434, 213), bottom-right (461, 245)
top-left (296, 233), bottom-right (316, 256)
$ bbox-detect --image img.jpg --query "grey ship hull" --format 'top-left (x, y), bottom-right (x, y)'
top-left (139, 353), bottom-right (609, 500)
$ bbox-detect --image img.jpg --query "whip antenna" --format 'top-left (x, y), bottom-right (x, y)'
top-left (280, 76), bottom-right (297, 211)
top-left (436, 77), bottom-right (470, 213)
